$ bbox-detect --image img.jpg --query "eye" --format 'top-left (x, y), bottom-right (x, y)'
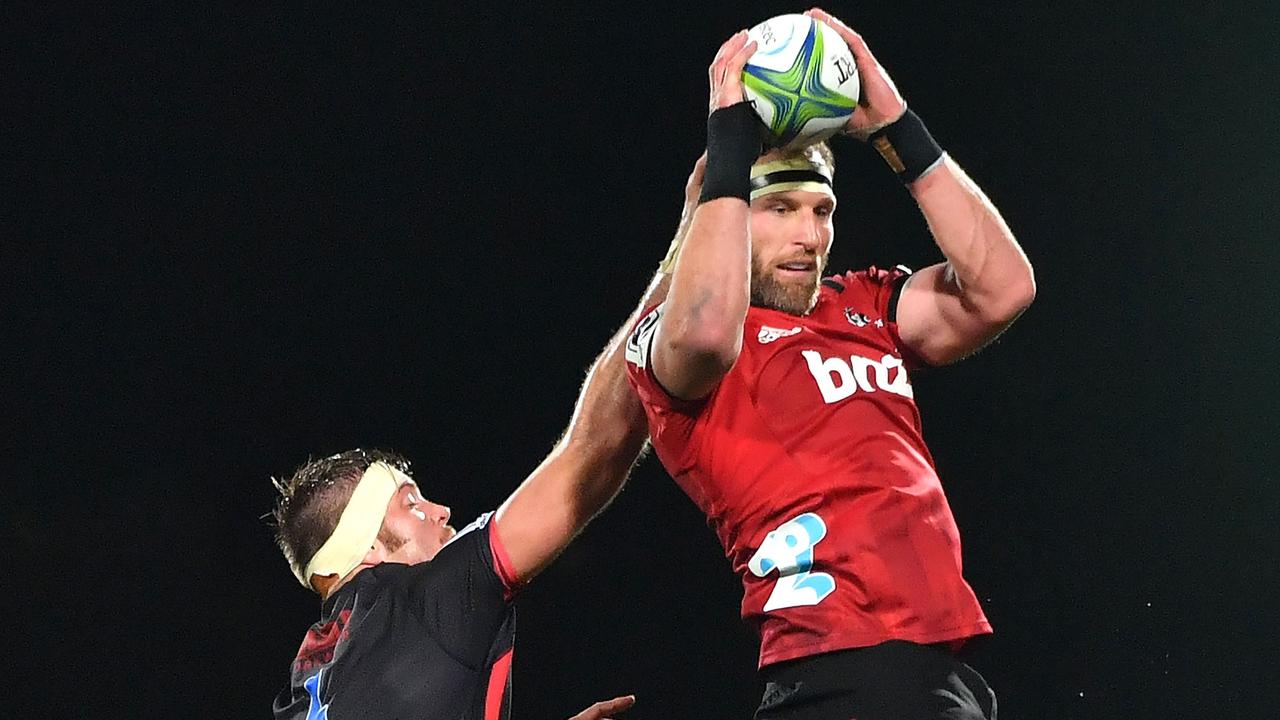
top-left (814, 206), bottom-right (833, 218)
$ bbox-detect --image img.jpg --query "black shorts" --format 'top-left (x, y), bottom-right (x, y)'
top-left (754, 641), bottom-right (997, 720)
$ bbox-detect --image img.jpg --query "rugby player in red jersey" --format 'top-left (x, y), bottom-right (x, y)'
top-left (624, 9), bottom-right (1035, 719)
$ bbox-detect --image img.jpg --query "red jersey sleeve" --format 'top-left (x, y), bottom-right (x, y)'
top-left (623, 303), bottom-right (707, 474)
top-left (624, 303), bottom-right (707, 413)
top-left (838, 265), bottom-right (930, 369)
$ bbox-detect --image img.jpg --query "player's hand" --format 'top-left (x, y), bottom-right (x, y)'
top-left (567, 694), bottom-right (636, 720)
top-left (805, 8), bottom-right (907, 140)
top-left (707, 30), bottom-right (757, 114)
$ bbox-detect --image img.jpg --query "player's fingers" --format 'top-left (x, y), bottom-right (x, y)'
top-left (709, 36), bottom-right (732, 88)
top-left (805, 7), bottom-right (839, 31)
top-left (717, 39), bottom-right (756, 100)
top-left (708, 32), bottom-right (749, 110)
top-left (594, 695), bottom-right (636, 715)
top-left (844, 30), bottom-right (879, 72)
top-left (710, 30), bottom-right (746, 69)
top-left (726, 39), bottom-right (758, 75)
top-left (806, 8), bottom-right (857, 46)
top-left (709, 51), bottom-right (729, 91)
top-left (806, 7), bottom-right (845, 32)
top-left (808, 8), bottom-right (877, 67)
top-left (712, 31), bottom-right (749, 77)
top-left (573, 695), bottom-right (636, 720)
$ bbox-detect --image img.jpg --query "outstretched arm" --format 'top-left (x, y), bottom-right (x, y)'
top-left (492, 279), bottom-right (661, 582)
top-left (488, 160), bottom-right (708, 580)
top-left (810, 8), bottom-right (1035, 366)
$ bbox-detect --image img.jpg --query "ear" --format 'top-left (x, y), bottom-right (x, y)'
top-left (310, 573), bottom-right (340, 598)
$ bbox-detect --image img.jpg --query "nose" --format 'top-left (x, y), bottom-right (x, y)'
top-left (794, 214), bottom-right (823, 253)
top-left (429, 503), bottom-right (451, 524)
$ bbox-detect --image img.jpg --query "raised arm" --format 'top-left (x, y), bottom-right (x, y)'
top-left (897, 158), bottom-right (1036, 365)
top-left (811, 9), bottom-right (1035, 366)
top-left (489, 178), bottom-right (701, 581)
top-left (649, 31), bottom-right (760, 400)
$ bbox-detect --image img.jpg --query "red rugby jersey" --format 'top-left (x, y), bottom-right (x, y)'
top-left (625, 266), bottom-right (991, 668)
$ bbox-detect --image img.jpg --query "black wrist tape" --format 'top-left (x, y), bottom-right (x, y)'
top-left (699, 102), bottom-right (764, 204)
top-left (868, 109), bottom-right (944, 184)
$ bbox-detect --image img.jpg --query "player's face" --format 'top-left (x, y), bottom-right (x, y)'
top-left (748, 189), bottom-right (835, 315)
top-left (378, 481), bottom-right (456, 565)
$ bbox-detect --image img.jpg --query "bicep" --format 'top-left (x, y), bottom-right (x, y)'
top-left (894, 262), bottom-right (1020, 366)
top-left (650, 314), bottom-right (737, 400)
top-left (629, 302), bottom-right (732, 402)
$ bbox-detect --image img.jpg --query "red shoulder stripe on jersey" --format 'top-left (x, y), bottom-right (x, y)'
top-left (487, 517), bottom-right (523, 601)
top-left (484, 647), bottom-right (514, 720)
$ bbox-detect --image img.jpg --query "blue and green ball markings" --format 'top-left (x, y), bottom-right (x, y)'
top-left (744, 20), bottom-right (856, 147)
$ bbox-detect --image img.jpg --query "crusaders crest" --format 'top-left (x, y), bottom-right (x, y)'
top-left (844, 308), bottom-right (870, 327)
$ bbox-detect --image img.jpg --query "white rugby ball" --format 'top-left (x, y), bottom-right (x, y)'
top-left (743, 14), bottom-right (859, 149)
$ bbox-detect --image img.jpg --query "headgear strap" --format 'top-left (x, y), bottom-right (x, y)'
top-left (749, 155), bottom-right (835, 201)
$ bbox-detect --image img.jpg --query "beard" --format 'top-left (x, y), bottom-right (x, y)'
top-left (750, 254), bottom-right (827, 316)
top-left (376, 525), bottom-right (411, 554)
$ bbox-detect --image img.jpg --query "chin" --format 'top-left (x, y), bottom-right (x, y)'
top-left (751, 279), bottom-right (820, 316)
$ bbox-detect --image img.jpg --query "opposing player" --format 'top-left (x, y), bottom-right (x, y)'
top-left (624, 9), bottom-right (1035, 719)
top-left (270, 266), bottom-right (674, 719)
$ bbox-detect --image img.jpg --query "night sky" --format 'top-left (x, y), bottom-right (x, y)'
top-left (10, 3), bottom-right (1279, 718)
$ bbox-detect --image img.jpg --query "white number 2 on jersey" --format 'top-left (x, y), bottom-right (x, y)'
top-left (748, 512), bottom-right (836, 612)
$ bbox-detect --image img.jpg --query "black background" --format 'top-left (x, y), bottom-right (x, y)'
top-left (10, 2), bottom-right (1279, 718)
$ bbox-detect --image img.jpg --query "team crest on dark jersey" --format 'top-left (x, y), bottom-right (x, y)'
top-left (294, 609), bottom-right (351, 672)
